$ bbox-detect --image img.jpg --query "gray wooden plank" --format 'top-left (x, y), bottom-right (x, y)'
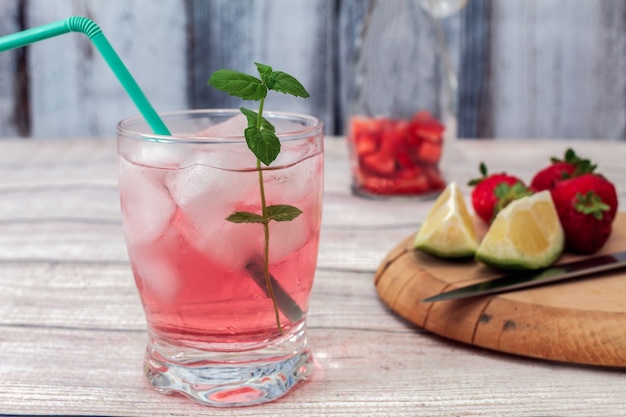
top-left (187, 0), bottom-right (337, 133)
top-left (488, 0), bottom-right (626, 140)
top-left (457, 0), bottom-right (492, 138)
top-left (0, 0), bottom-right (27, 137)
top-left (337, 0), bottom-right (372, 131)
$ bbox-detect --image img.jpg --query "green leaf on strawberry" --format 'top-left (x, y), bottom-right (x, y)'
top-left (573, 191), bottom-right (611, 220)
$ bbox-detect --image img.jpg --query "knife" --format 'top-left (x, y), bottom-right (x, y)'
top-left (422, 250), bottom-right (626, 303)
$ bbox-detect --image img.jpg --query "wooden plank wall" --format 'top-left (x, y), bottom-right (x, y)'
top-left (0, 0), bottom-right (625, 140)
top-left (486, 0), bottom-right (626, 140)
top-left (0, 1), bottom-right (27, 138)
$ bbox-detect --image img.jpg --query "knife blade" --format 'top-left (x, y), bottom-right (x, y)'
top-left (422, 250), bottom-right (626, 303)
top-left (245, 255), bottom-right (304, 323)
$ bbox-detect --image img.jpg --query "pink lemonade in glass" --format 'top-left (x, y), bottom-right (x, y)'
top-left (116, 110), bottom-right (324, 407)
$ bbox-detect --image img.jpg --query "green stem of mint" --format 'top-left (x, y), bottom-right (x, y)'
top-left (208, 63), bottom-right (310, 336)
top-left (255, 98), bottom-right (283, 335)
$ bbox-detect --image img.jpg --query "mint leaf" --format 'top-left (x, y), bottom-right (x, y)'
top-left (255, 62), bottom-right (274, 88)
top-left (266, 205), bottom-right (303, 222)
top-left (255, 62), bottom-right (273, 78)
top-left (226, 211), bottom-right (266, 224)
top-left (208, 70), bottom-right (267, 100)
top-left (240, 107), bottom-right (275, 132)
top-left (244, 127), bottom-right (281, 166)
top-left (269, 71), bottom-right (310, 98)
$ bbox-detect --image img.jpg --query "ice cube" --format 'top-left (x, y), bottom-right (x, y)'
top-left (136, 254), bottom-right (179, 304)
top-left (118, 156), bottom-right (177, 246)
top-left (195, 113), bottom-right (248, 138)
top-left (183, 143), bottom-right (257, 170)
top-left (131, 140), bottom-right (188, 169)
top-left (267, 214), bottom-right (309, 263)
top-left (266, 153), bottom-right (323, 203)
top-left (271, 141), bottom-right (314, 168)
top-left (165, 161), bottom-right (261, 267)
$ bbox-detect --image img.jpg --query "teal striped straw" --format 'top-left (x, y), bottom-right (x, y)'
top-left (0, 16), bottom-right (171, 135)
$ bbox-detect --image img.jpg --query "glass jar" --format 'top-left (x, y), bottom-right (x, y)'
top-left (346, 0), bottom-right (462, 198)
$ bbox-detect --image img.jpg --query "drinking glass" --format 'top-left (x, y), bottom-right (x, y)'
top-left (116, 109), bottom-right (324, 407)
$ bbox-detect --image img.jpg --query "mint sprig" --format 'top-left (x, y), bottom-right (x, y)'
top-left (210, 64), bottom-right (309, 166)
top-left (208, 63), bottom-right (310, 334)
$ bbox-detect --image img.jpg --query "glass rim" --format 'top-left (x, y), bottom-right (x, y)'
top-left (116, 108), bottom-right (323, 144)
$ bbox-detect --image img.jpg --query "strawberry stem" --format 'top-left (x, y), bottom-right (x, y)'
top-left (574, 191), bottom-right (610, 220)
top-left (551, 148), bottom-right (597, 177)
top-left (493, 181), bottom-right (532, 218)
top-left (467, 162), bottom-right (489, 186)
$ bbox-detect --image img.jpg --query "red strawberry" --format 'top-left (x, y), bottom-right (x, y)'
top-left (468, 163), bottom-right (531, 224)
top-left (531, 148), bottom-right (595, 191)
top-left (550, 173), bottom-right (618, 254)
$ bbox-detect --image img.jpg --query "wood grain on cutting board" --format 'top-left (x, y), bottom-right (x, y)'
top-left (375, 212), bottom-right (626, 367)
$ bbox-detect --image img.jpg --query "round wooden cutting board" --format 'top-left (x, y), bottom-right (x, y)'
top-left (375, 212), bottom-right (626, 368)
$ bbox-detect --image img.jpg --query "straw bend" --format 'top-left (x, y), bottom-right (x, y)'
top-left (65, 16), bottom-right (102, 39)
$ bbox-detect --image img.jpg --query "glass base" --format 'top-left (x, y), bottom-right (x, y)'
top-left (142, 328), bottom-right (313, 407)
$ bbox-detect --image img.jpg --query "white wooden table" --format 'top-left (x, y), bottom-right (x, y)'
top-left (1, 137), bottom-right (625, 416)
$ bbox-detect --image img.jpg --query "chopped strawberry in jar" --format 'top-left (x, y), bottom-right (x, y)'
top-left (347, 111), bottom-right (446, 197)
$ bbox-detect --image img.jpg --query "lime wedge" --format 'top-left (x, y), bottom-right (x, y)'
top-left (476, 190), bottom-right (565, 270)
top-left (414, 182), bottom-right (479, 258)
